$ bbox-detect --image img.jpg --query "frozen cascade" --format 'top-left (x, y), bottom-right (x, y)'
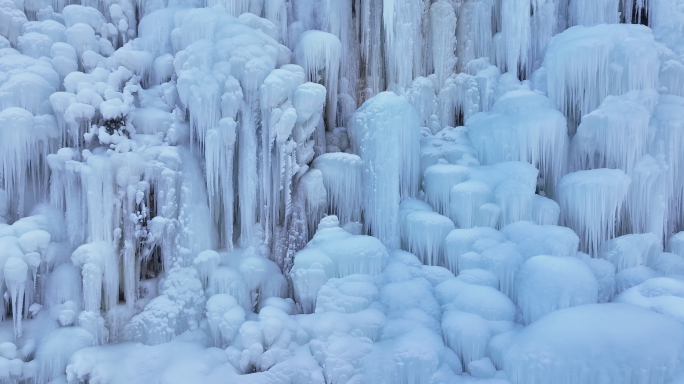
top-left (2, 0), bottom-right (684, 383)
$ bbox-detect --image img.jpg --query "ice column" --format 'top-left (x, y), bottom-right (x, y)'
top-left (348, 92), bottom-right (420, 248)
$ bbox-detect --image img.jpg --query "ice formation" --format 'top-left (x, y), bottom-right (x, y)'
top-left (1, 0), bottom-right (684, 383)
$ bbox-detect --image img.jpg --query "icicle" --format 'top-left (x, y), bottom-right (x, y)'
top-left (424, 164), bottom-right (470, 217)
top-left (382, 0), bottom-right (425, 92)
top-left (571, 90), bottom-right (657, 174)
top-left (651, 95), bottom-right (684, 234)
top-left (0, 108), bottom-right (57, 221)
top-left (439, 73), bottom-right (481, 127)
top-left (624, 155), bottom-right (668, 239)
top-left (558, 169), bottom-right (631, 256)
top-left (429, 1), bottom-right (457, 87)
top-left (71, 242), bottom-right (119, 312)
top-left (568, 0), bottom-right (620, 26)
top-left (290, 248), bottom-right (334, 314)
top-left (193, 250), bottom-right (221, 290)
top-left (407, 77), bottom-right (438, 129)
top-left (528, 0), bottom-right (562, 73)
top-left (265, 0), bottom-right (287, 44)
top-left (403, 211), bottom-right (455, 266)
top-left (501, 0), bottom-right (531, 75)
top-left (348, 92), bottom-right (421, 248)
top-left (295, 30), bottom-right (342, 130)
top-left (468, 92), bottom-right (568, 195)
top-left (208, 267), bottom-right (251, 312)
top-left (299, 169), bottom-right (328, 239)
top-left (449, 180), bottom-right (493, 229)
top-left (4, 257), bottom-right (28, 338)
top-left (599, 233), bottom-right (661, 272)
top-left (312, 153), bottom-right (363, 225)
top-left (358, 0), bottom-right (384, 101)
top-left (669, 232), bottom-right (684, 257)
top-left (495, 180), bottom-right (534, 227)
top-left (456, 0), bottom-right (494, 73)
top-left (205, 118), bottom-right (237, 251)
top-left (544, 24), bottom-right (660, 132)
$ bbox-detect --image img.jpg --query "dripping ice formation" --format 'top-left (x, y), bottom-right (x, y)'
top-left (2, 0), bottom-right (684, 383)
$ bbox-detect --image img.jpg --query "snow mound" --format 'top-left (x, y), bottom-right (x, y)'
top-left (504, 303), bottom-right (684, 384)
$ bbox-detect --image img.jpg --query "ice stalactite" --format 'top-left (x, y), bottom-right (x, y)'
top-left (568, 0), bottom-right (620, 26)
top-left (468, 89), bottom-right (568, 196)
top-left (624, 155), bottom-right (668, 239)
top-left (259, 64), bottom-right (326, 259)
top-left (558, 169), bottom-right (632, 256)
top-left (450, 180), bottom-right (493, 229)
top-left (501, 0), bottom-right (530, 76)
top-left (206, 118), bottom-right (237, 251)
top-left (0, 107), bottom-right (58, 221)
top-left (71, 242), bottom-right (119, 313)
top-left (429, 1), bottom-right (457, 88)
top-left (207, 0), bottom-right (263, 17)
top-left (312, 153), bottom-right (363, 225)
top-left (4, 257), bottom-right (28, 338)
top-left (456, 0), bottom-right (494, 73)
top-left (651, 95), bottom-right (684, 234)
top-left (424, 164), bottom-right (470, 217)
top-left (295, 30), bottom-right (341, 131)
top-left (383, 0), bottom-right (426, 93)
top-left (543, 24), bottom-right (660, 132)
top-left (358, 0), bottom-right (385, 101)
top-left (571, 90), bottom-right (657, 174)
top-left (528, 0), bottom-right (565, 74)
top-left (298, 169), bottom-right (327, 239)
top-left (264, 0), bottom-right (288, 44)
top-left (647, 0), bottom-right (684, 30)
top-left (403, 211), bottom-right (455, 266)
top-left (319, 0), bottom-right (359, 124)
top-left (439, 73), bottom-right (481, 127)
top-left (348, 92), bottom-right (420, 248)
